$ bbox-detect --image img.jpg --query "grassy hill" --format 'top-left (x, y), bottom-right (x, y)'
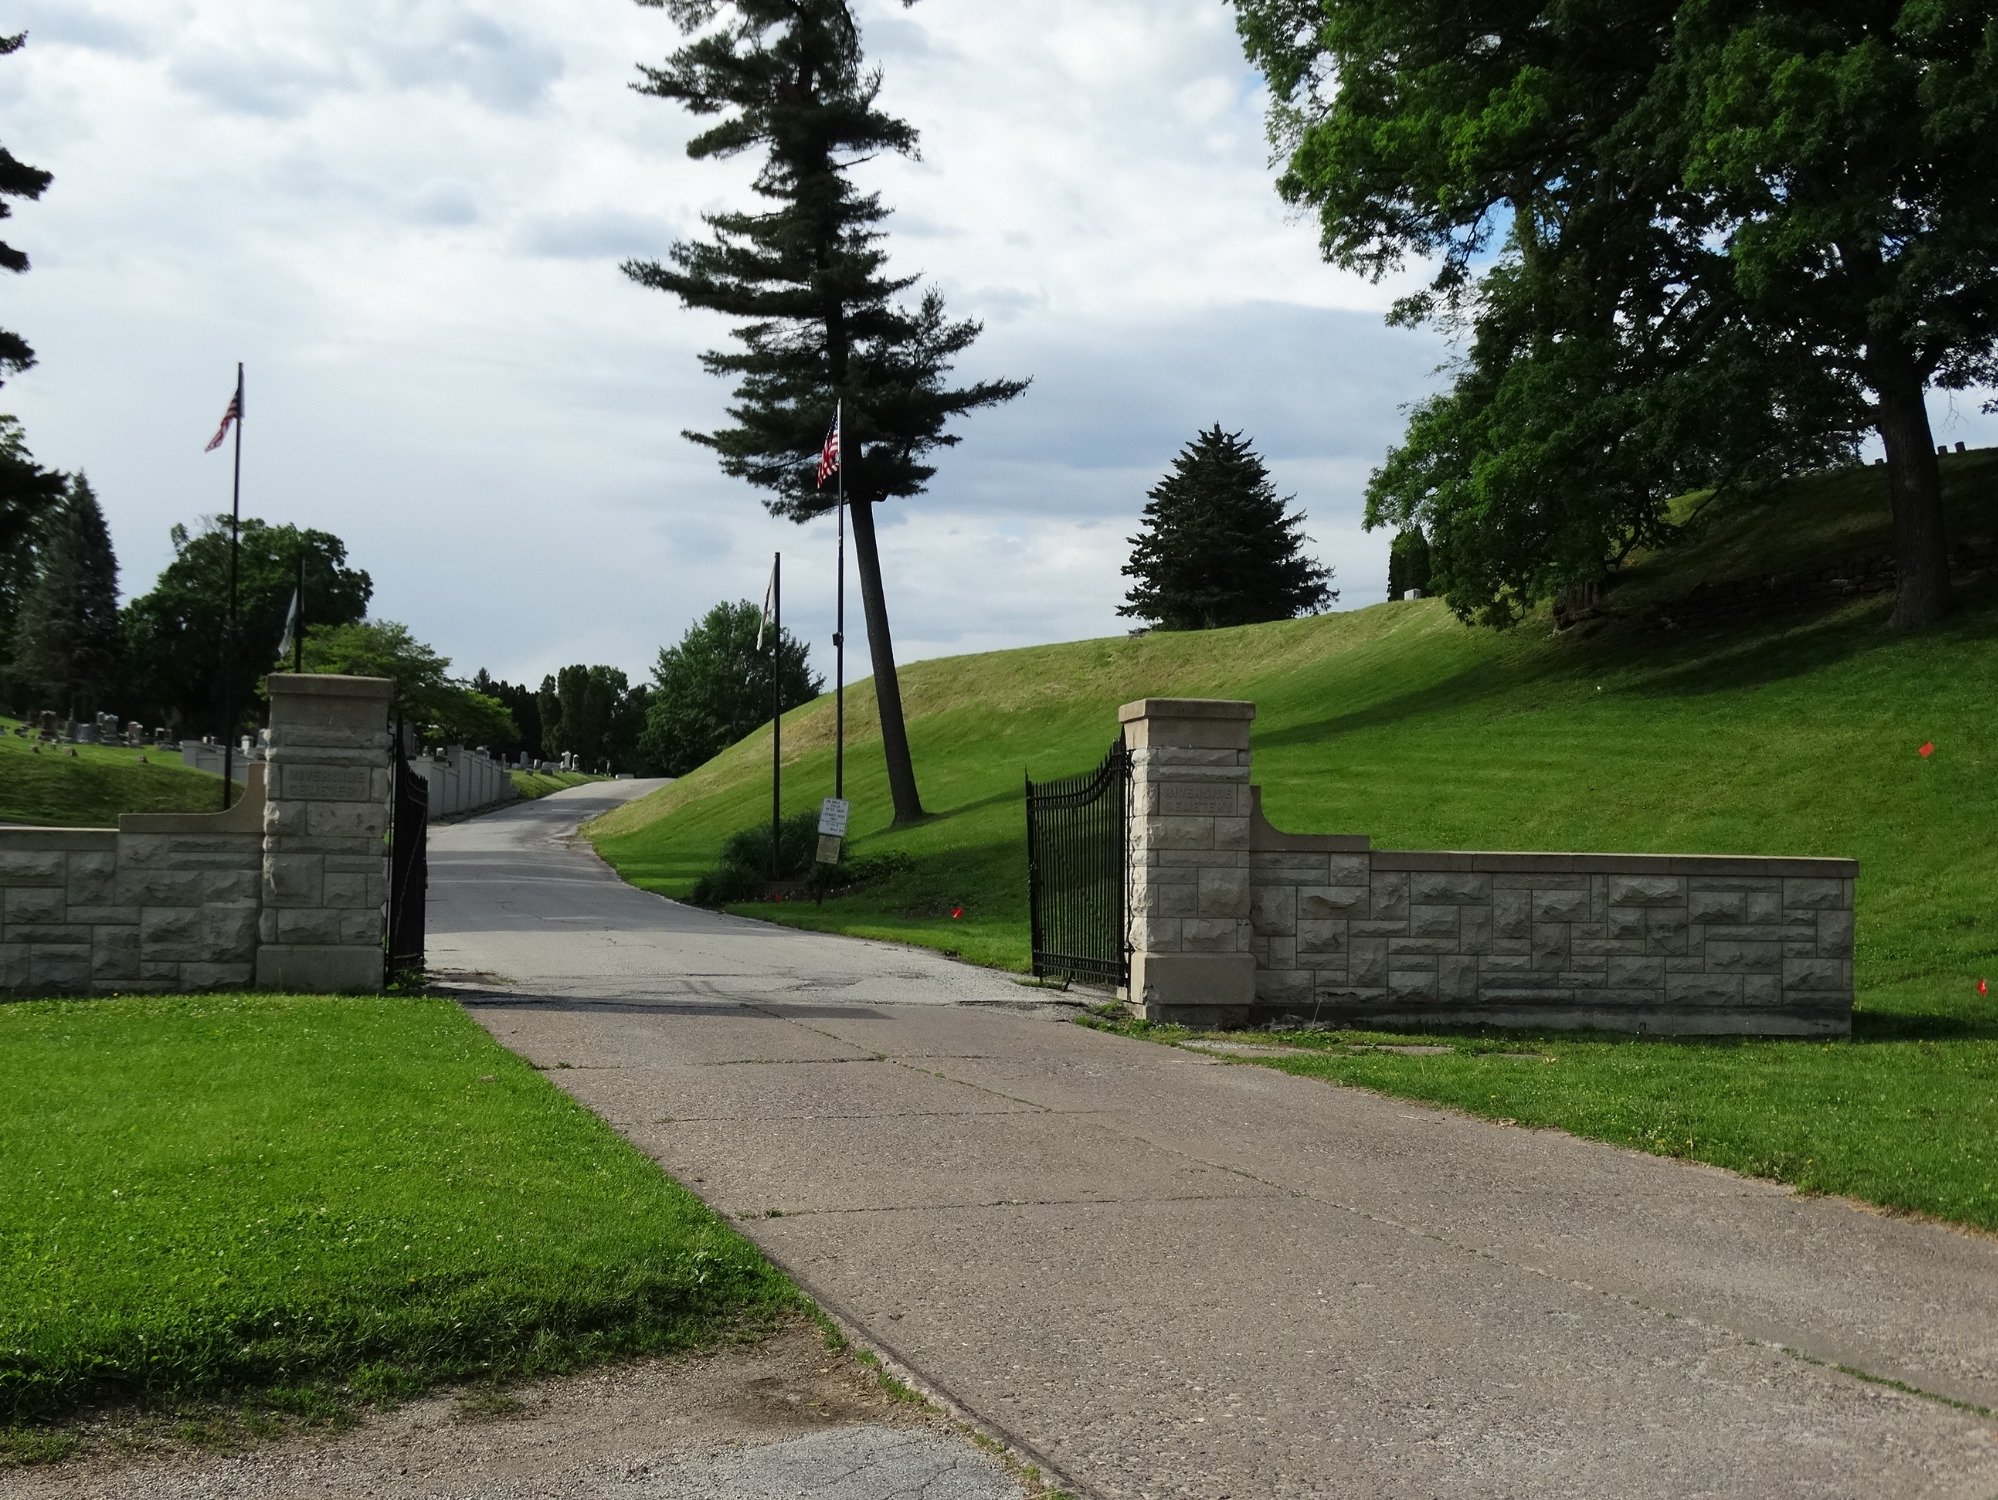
top-left (591, 449), bottom-right (1998, 1000)
top-left (0, 718), bottom-right (226, 827)
top-left (588, 452), bottom-right (1998, 1232)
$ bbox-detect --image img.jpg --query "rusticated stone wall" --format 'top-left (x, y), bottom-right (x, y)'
top-left (0, 674), bottom-right (395, 997)
top-left (0, 767), bottom-right (266, 993)
top-left (1121, 698), bottom-right (1857, 1037)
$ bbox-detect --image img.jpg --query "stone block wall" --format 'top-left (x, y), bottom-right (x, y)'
top-left (256, 675), bottom-right (395, 993)
top-left (0, 768), bottom-right (266, 994)
top-left (411, 745), bottom-right (516, 820)
top-left (1122, 699), bottom-right (1858, 1037)
top-left (0, 673), bottom-right (397, 998)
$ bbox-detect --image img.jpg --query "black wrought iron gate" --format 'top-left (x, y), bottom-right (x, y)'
top-left (386, 728), bottom-right (429, 981)
top-left (1025, 733), bottom-right (1131, 988)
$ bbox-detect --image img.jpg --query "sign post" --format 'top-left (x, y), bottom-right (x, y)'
top-left (816, 795), bottom-right (849, 866)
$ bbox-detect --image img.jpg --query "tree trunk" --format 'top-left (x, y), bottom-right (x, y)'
top-left (845, 494), bottom-right (925, 825)
top-left (1869, 344), bottom-right (1952, 632)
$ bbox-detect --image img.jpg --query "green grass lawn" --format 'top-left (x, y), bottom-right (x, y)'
top-left (587, 452), bottom-right (1998, 1230)
top-left (0, 717), bottom-right (225, 827)
top-left (0, 994), bottom-right (793, 1434)
top-left (510, 769), bottom-right (611, 800)
top-left (1090, 1012), bottom-right (1998, 1232)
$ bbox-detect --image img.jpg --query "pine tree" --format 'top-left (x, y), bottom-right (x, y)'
top-left (13, 473), bottom-right (121, 719)
top-left (1387, 526), bottom-right (1431, 601)
top-left (0, 33), bottom-right (51, 386)
top-left (623, 0), bottom-right (1026, 826)
top-left (1120, 427), bottom-right (1335, 631)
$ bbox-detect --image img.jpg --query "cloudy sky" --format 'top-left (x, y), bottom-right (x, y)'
top-left (7, 0), bottom-right (1995, 692)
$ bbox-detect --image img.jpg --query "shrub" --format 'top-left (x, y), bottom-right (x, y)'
top-left (690, 813), bottom-right (914, 905)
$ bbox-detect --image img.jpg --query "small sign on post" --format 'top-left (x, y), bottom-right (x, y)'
top-left (815, 797), bottom-right (850, 868)
top-left (818, 797), bottom-right (850, 838)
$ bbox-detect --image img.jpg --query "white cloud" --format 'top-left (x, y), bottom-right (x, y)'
top-left (9, 0), bottom-right (1981, 712)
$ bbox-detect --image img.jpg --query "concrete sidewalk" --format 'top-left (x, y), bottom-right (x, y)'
top-left (464, 993), bottom-right (1998, 1499)
top-left (438, 786), bottom-right (1998, 1499)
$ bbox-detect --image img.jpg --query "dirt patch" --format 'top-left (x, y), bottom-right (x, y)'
top-left (1, 1318), bottom-right (1017, 1499)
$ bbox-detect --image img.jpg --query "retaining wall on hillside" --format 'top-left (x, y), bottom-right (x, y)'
top-left (1121, 699), bottom-right (1856, 1037)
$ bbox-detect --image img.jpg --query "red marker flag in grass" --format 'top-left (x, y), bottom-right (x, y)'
top-left (951, 904), bottom-right (964, 920)
top-left (1981, 978), bottom-right (1990, 997)
top-left (1919, 741), bottom-right (1936, 759)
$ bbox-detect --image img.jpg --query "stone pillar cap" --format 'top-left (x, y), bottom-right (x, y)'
top-left (1118, 698), bottom-right (1256, 723)
top-left (266, 673), bottom-right (394, 701)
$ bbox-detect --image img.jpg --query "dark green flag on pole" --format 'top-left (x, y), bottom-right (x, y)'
top-left (757, 552), bottom-right (781, 883)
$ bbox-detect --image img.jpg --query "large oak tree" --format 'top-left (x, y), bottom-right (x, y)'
top-left (624, 0), bottom-right (1026, 824)
top-left (1234, 0), bottom-right (1998, 631)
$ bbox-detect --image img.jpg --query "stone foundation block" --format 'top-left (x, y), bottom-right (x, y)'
top-left (255, 944), bottom-right (382, 993)
top-left (1408, 870), bottom-right (1492, 904)
top-left (1409, 904), bottom-right (1460, 940)
top-left (5, 887), bottom-right (65, 925)
top-left (1296, 920), bottom-right (1349, 957)
top-left (1297, 885), bottom-right (1370, 919)
top-left (1531, 888), bottom-right (1590, 923)
top-left (1439, 954), bottom-right (1479, 1001)
top-left (1370, 873), bottom-right (1410, 920)
top-left (1817, 909), bottom-right (1855, 956)
top-left (0, 853), bottom-right (67, 886)
top-left (1605, 875), bottom-right (1684, 907)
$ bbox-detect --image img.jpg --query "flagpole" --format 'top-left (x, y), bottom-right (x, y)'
top-left (293, 548), bottom-right (305, 673)
top-left (770, 551), bottom-right (782, 885)
top-left (219, 362), bottom-right (243, 812)
top-left (834, 408), bottom-right (845, 804)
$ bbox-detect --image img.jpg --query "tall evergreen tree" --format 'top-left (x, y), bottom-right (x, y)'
top-left (536, 674), bottom-right (561, 760)
top-left (0, 417), bottom-right (65, 707)
top-left (1387, 526), bottom-right (1431, 601)
top-left (623, 0), bottom-right (1026, 825)
top-left (0, 38), bottom-right (61, 643)
top-left (0, 32), bottom-right (52, 387)
top-left (13, 473), bottom-right (120, 719)
top-left (1120, 427), bottom-right (1335, 631)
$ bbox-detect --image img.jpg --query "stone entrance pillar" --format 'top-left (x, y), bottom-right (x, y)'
top-left (1121, 698), bottom-right (1256, 1026)
top-left (255, 674), bottom-right (393, 993)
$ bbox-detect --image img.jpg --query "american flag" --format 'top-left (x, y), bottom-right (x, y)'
top-left (816, 402), bottom-right (841, 488)
top-left (204, 387), bottom-right (241, 452)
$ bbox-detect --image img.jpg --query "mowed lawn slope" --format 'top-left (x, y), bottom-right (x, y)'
top-left (590, 453), bottom-right (1998, 1230)
top-left (0, 996), bottom-right (792, 1432)
top-left (591, 451), bottom-right (1998, 998)
top-left (0, 717), bottom-right (224, 827)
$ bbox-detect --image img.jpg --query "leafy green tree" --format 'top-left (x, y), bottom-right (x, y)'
top-left (1387, 526), bottom-right (1431, 602)
top-left (0, 33), bottom-right (52, 387)
top-left (1672, 0), bottom-right (1998, 630)
top-left (537, 663), bottom-right (649, 770)
top-left (640, 600), bottom-right (822, 777)
top-left (121, 517), bottom-right (372, 734)
top-left (11, 474), bottom-right (120, 719)
top-left (1119, 426), bottom-right (1334, 631)
top-left (624, 0), bottom-right (1027, 824)
top-left (300, 620), bottom-right (516, 747)
top-left (0, 417), bottom-right (65, 707)
top-left (469, 670), bottom-right (544, 762)
top-left (1232, 0), bottom-right (1975, 630)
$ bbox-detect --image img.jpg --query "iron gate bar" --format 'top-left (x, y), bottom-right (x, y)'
top-left (1025, 732), bottom-right (1130, 988)
top-left (386, 721), bottom-right (429, 981)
